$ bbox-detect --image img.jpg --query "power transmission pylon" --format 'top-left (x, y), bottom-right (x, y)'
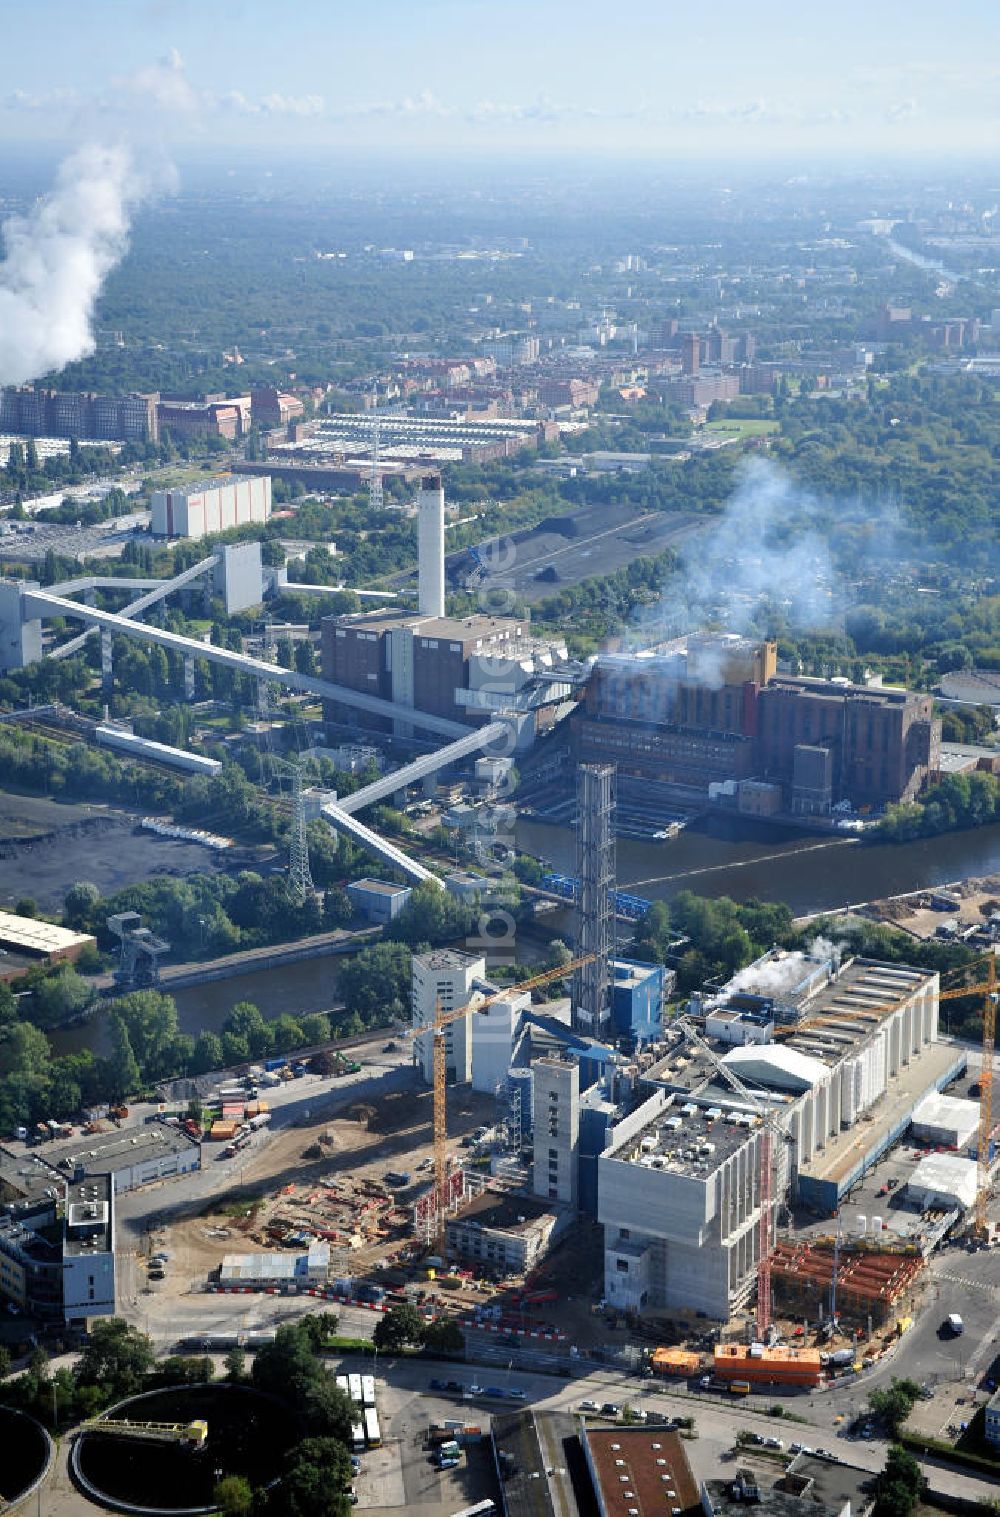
top-left (287, 761), bottom-right (314, 904)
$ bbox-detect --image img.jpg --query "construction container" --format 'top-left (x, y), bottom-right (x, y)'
top-left (651, 1348), bottom-right (702, 1377)
top-left (209, 1120), bottom-right (239, 1142)
top-left (713, 1344), bottom-right (822, 1389)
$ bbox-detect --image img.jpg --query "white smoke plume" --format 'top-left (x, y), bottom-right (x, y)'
top-left (716, 935), bottom-right (843, 1001)
top-left (633, 456), bottom-right (842, 657)
top-left (0, 143), bottom-right (149, 388)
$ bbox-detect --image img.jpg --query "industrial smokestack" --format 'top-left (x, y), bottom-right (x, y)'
top-left (417, 473), bottom-right (445, 619)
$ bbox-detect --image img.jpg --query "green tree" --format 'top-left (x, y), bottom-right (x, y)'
top-left (74, 1319), bottom-right (154, 1400)
top-left (873, 1446), bottom-right (925, 1517)
top-left (112, 990), bottom-right (181, 1081)
top-left (30, 966), bottom-right (93, 1028)
top-left (422, 1318), bottom-right (464, 1356)
top-left (214, 1475), bottom-right (254, 1517)
top-left (191, 1030), bottom-right (224, 1075)
top-left (108, 1016), bottom-right (141, 1102)
top-left (298, 1012), bottom-right (331, 1046)
top-left (301, 1376), bottom-right (357, 1441)
top-left (251, 1323), bottom-right (321, 1403)
top-left (338, 942), bottom-right (411, 1024)
top-left (63, 880), bottom-right (101, 931)
top-left (273, 1437), bottom-right (352, 1517)
top-left (373, 1302), bottom-right (426, 1353)
top-left (223, 1346), bottom-right (247, 1383)
top-left (222, 1001), bottom-right (274, 1059)
top-left (868, 1379), bottom-right (921, 1437)
top-left (386, 880), bottom-right (473, 947)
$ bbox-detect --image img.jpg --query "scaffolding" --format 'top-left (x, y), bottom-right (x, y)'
top-left (769, 1239), bottom-right (923, 1328)
top-left (495, 1075), bottom-right (523, 1154)
top-left (573, 763), bottom-right (615, 1034)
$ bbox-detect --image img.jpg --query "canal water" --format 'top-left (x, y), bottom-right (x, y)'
top-left (50, 815), bottom-right (1000, 1058)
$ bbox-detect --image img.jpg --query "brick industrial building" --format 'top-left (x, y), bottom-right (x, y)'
top-left (574, 633), bottom-right (940, 813)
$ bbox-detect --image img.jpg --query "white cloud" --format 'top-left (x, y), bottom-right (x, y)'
top-left (885, 98), bottom-right (918, 123)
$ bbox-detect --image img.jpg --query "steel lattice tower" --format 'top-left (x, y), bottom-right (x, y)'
top-left (573, 763), bottom-right (615, 1033)
top-left (288, 762), bottom-right (314, 904)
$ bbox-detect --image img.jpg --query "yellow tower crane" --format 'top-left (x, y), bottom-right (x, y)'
top-left (421, 953), bottom-right (598, 1242)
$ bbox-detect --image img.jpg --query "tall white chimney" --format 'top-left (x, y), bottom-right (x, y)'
top-left (417, 472), bottom-right (445, 618)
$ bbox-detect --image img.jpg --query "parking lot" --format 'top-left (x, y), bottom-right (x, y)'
top-left (366, 1374), bottom-right (501, 1517)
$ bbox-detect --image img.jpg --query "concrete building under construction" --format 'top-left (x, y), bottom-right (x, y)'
top-left (597, 951), bottom-right (956, 1319)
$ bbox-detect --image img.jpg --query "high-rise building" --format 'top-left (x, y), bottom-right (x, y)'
top-left (681, 332), bottom-right (701, 375)
top-left (574, 763), bottom-right (615, 1036)
top-left (411, 948), bottom-right (487, 1084)
top-left (532, 1053), bottom-right (580, 1208)
top-left (0, 386), bottom-right (158, 442)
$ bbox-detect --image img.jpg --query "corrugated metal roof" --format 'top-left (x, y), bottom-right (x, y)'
top-left (0, 911), bottom-right (94, 955)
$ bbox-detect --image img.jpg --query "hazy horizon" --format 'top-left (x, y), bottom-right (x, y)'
top-left (3, 0), bottom-right (999, 165)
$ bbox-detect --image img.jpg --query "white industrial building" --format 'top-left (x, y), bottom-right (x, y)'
top-left (907, 1153), bottom-right (979, 1212)
top-left (909, 1091), bottom-right (980, 1149)
top-left (411, 948), bottom-right (487, 1083)
top-left (219, 1244), bottom-right (330, 1289)
top-left (150, 474), bottom-right (271, 539)
top-left (417, 475), bottom-right (445, 618)
top-left (598, 955), bottom-right (947, 1319)
top-left (471, 990), bottom-right (531, 1095)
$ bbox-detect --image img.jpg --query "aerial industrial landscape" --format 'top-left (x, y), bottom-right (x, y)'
top-left (0, 6), bottom-right (999, 1516)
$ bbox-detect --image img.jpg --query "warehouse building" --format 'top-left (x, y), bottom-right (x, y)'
top-left (45, 1125), bottom-right (201, 1195)
top-left (150, 474), bottom-right (271, 539)
top-left (906, 1154), bottom-right (979, 1212)
top-left (598, 953), bottom-right (952, 1319)
top-left (218, 1244), bottom-right (329, 1290)
top-left (0, 911), bottom-right (96, 981)
top-left (909, 1091), bottom-right (980, 1149)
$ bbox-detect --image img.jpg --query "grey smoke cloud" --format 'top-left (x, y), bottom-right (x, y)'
top-left (686, 457), bottom-right (834, 628)
top-left (0, 143), bottom-right (149, 388)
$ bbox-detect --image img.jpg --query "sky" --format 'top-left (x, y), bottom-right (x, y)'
top-left (2, 0), bottom-right (1000, 162)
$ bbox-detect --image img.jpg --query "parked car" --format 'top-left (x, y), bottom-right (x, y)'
top-left (601, 1403), bottom-right (621, 1417)
top-left (579, 1400), bottom-right (599, 1412)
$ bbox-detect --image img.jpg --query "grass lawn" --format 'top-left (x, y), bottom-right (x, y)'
top-left (703, 418), bottom-right (781, 437)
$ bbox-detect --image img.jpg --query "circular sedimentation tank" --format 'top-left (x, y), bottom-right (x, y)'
top-left (72, 1384), bottom-right (297, 1515)
top-left (0, 1407), bottom-right (54, 1510)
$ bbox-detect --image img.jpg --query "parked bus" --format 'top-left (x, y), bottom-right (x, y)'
top-left (362, 1375), bottom-right (376, 1408)
top-left (348, 1373), bottom-right (363, 1404)
top-left (364, 1407), bottom-right (381, 1447)
top-left (351, 1421), bottom-right (366, 1452)
top-left (336, 1375), bottom-right (350, 1398)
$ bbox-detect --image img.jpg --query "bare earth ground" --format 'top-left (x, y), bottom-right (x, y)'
top-left (0, 791), bottom-right (237, 912)
top-left (860, 872), bottom-right (1000, 941)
